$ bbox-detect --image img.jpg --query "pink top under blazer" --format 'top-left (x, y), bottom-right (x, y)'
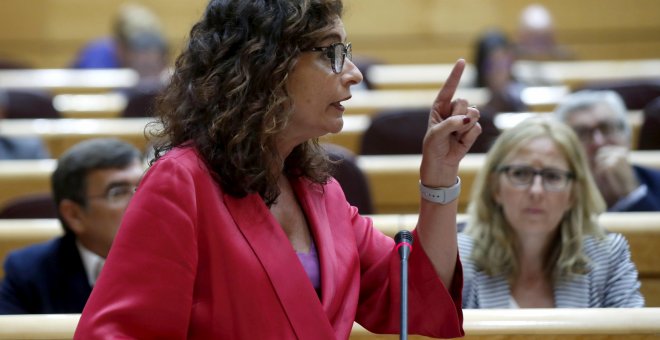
top-left (75, 146), bottom-right (464, 339)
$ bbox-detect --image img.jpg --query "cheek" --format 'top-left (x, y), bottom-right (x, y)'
top-left (289, 84), bottom-right (320, 114)
top-left (557, 191), bottom-right (574, 215)
top-left (495, 183), bottom-right (520, 207)
top-left (94, 206), bottom-right (126, 229)
top-left (496, 188), bottom-right (522, 222)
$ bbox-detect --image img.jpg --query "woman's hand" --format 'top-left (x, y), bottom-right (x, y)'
top-left (420, 59), bottom-right (481, 187)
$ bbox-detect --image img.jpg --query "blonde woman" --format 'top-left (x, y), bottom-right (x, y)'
top-left (459, 117), bottom-right (643, 308)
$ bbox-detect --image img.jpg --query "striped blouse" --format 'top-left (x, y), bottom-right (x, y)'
top-left (458, 232), bottom-right (645, 308)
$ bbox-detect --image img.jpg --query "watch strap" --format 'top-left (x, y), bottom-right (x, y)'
top-left (419, 177), bottom-right (461, 204)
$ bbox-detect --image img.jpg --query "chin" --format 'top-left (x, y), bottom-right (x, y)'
top-left (329, 118), bottom-right (344, 134)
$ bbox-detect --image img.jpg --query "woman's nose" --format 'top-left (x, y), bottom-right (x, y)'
top-left (343, 59), bottom-right (363, 87)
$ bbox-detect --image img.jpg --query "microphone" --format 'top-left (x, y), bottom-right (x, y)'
top-left (394, 230), bottom-right (413, 340)
top-left (395, 230), bottom-right (413, 260)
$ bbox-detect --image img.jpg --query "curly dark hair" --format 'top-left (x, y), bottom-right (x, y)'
top-left (150, 0), bottom-right (343, 205)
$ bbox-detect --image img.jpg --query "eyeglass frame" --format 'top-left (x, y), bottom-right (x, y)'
top-left (497, 165), bottom-right (575, 192)
top-left (306, 42), bottom-right (352, 74)
top-left (86, 183), bottom-right (137, 205)
top-left (571, 120), bottom-right (625, 142)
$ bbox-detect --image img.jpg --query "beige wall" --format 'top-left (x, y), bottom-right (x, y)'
top-left (0, 0), bottom-right (658, 68)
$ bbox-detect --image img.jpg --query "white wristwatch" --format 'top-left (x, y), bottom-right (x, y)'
top-left (419, 177), bottom-right (461, 204)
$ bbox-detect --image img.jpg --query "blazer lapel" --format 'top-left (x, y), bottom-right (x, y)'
top-left (56, 234), bottom-right (93, 311)
top-left (225, 187), bottom-right (336, 339)
top-left (477, 273), bottom-right (511, 308)
top-left (555, 274), bottom-right (590, 307)
top-left (290, 178), bottom-right (342, 311)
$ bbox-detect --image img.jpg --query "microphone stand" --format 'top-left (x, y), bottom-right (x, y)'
top-left (395, 230), bottom-right (413, 340)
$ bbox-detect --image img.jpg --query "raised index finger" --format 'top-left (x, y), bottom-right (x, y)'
top-left (432, 59), bottom-right (466, 119)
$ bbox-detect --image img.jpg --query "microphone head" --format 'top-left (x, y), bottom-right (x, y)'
top-left (394, 230), bottom-right (413, 246)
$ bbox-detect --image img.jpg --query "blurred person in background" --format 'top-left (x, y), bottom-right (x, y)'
top-left (555, 90), bottom-right (660, 211)
top-left (514, 3), bottom-right (574, 61)
top-left (471, 29), bottom-right (526, 152)
top-left (460, 117), bottom-right (643, 308)
top-left (0, 138), bottom-right (143, 314)
top-left (71, 3), bottom-right (166, 68)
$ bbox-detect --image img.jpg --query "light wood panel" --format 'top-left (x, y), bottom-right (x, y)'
top-left (0, 309), bottom-right (658, 339)
top-left (2, 213), bottom-right (659, 306)
top-left (0, 69), bottom-right (138, 94)
top-left (1, 1), bottom-right (659, 67)
top-left (358, 151), bottom-right (660, 214)
top-left (352, 308), bottom-right (660, 339)
top-left (368, 59), bottom-right (660, 91)
top-left (2, 151), bottom-right (659, 214)
top-left (0, 118), bottom-right (155, 158)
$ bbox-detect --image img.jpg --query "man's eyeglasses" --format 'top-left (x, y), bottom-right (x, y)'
top-left (572, 120), bottom-right (624, 142)
top-left (498, 165), bottom-right (574, 192)
top-left (307, 42), bottom-right (352, 74)
top-left (87, 184), bottom-right (137, 205)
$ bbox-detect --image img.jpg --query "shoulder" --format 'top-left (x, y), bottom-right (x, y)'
top-left (72, 37), bottom-right (119, 68)
top-left (147, 147), bottom-right (211, 181)
top-left (582, 232), bottom-right (632, 266)
top-left (4, 237), bottom-right (66, 276)
top-left (322, 177), bottom-right (345, 198)
top-left (634, 165), bottom-right (660, 186)
top-left (133, 146), bottom-right (224, 218)
top-left (83, 37), bottom-right (116, 51)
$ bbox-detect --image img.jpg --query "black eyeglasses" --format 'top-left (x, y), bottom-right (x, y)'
top-left (498, 165), bottom-right (574, 192)
top-left (307, 42), bottom-right (352, 74)
top-left (87, 183), bottom-right (137, 205)
top-left (572, 120), bottom-right (624, 142)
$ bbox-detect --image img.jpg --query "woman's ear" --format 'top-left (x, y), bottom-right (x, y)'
top-left (58, 199), bottom-right (86, 235)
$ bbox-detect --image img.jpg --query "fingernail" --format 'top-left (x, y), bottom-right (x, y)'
top-left (463, 117), bottom-right (471, 124)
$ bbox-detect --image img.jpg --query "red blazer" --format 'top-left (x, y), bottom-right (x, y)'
top-left (75, 147), bottom-right (464, 339)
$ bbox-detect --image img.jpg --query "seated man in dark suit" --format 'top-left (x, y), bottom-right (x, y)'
top-left (0, 138), bottom-right (143, 314)
top-left (555, 90), bottom-right (660, 211)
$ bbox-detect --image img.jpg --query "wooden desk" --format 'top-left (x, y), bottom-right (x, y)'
top-left (358, 151), bottom-right (660, 214)
top-left (0, 160), bottom-right (57, 209)
top-left (356, 153), bottom-right (482, 214)
top-left (53, 93), bottom-right (128, 119)
top-left (0, 108), bottom-right (641, 163)
top-left (513, 59), bottom-right (660, 89)
top-left (366, 59), bottom-right (660, 91)
top-left (366, 63), bottom-right (477, 90)
top-left (333, 110), bottom-right (642, 154)
top-left (0, 118), bottom-right (156, 158)
top-left (346, 86), bottom-right (568, 114)
top-left (0, 69), bottom-right (139, 94)
top-left (3, 151), bottom-right (660, 215)
top-left (0, 308), bottom-right (658, 339)
top-left (37, 86), bottom-right (561, 120)
top-left (0, 116), bottom-right (363, 159)
top-left (352, 308), bottom-right (660, 339)
top-left (1, 213), bottom-right (659, 306)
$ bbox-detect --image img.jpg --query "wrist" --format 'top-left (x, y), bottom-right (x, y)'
top-left (419, 177), bottom-right (461, 204)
